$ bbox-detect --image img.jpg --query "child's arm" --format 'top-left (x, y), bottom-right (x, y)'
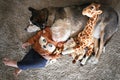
top-left (22, 31), bottom-right (42, 49)
top-left (22, 42), bottom-right (31, 49)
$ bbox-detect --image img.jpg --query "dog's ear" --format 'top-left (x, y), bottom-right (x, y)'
top-left (28, 7), bottom-right (36, 11)
top-left (39, 8), bottom-right (49, 21)
top-left (28, 7), bottom-right (38, 14)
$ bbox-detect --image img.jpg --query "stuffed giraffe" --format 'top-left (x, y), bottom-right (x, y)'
top-left (62, 3), bottom-right (102, 65)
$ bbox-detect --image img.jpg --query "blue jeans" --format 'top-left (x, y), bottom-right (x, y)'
top-left (17, 49), bottom-right (48, 70)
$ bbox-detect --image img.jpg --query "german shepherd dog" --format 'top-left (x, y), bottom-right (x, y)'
top-left (25, 3), bottom-right (119, 64)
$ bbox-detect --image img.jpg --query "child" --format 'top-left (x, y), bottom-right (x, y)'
top-left (3, 26), bottom-right (63, 76)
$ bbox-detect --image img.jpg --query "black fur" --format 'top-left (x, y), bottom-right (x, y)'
top-left (28, 7), bottom-right (49, 30)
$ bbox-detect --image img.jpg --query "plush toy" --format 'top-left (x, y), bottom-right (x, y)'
top-left (62, 37), bottom-right (86, 64)
top-left (27, 26), bottom-right (63, 60)
top-left (62, 3), bottom-right (102, 65)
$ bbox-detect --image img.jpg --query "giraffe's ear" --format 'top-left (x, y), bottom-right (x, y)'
top-left (97, 10), bottom-right (102, 14)
top-left (91, 3), bottom-right (101, 9)
top-left (96, 4), bottom-right (101, 9)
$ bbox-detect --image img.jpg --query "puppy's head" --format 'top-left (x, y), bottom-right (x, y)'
top-left (25, 7), bottom-right (49, 32)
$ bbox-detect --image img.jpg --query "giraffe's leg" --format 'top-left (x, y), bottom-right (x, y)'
top-left (88, 38), bottom-right (99, 64)
top-left (72, 49), bottom-right (85, 64)
top-left (72, 54), bottom-right (84, 64)
top-left (72, 55), bottom-right (79, 64)
top-left (62, 48), bottom-right (75, 55)
top-left (80, 43), bottom-right (94, 65)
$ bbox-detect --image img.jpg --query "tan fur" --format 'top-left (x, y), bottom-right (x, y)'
top-left (51, 19), bottom-right (72, 42)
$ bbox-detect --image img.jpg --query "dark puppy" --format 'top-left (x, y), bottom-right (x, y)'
top-left (26, 6), bottom-right (68, 32)
top-left (29, 7), bottom-right (49, 29)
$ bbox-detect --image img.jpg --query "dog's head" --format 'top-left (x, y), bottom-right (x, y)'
top-left (25, 7), bottom-right (49, 32)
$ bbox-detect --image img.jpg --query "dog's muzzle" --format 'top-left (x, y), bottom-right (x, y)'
top-left (39, 23), bottom-right (46, 30)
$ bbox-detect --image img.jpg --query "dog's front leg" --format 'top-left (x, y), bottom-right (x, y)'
top-left (88, 31), bottom-right (104, 64)
top-left (94, 38), bottom-right (99, 56)
top-left (95, 30), bottom-right (105, 62)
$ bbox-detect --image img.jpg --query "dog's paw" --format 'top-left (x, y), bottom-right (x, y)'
top-left (88, 56), bottom-right (98, 64)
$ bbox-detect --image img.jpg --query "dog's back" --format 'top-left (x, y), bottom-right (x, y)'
top-left (27, 3), bottom-right (119, 44)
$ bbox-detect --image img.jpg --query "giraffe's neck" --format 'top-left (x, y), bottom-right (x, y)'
top-left (84, 15), bottom-right (98, 35)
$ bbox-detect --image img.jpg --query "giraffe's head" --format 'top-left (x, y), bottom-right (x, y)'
top-left (82, 3), bottom-right (102, 17)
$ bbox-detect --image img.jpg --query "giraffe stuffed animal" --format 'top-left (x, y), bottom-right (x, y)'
top-left (62, 3), bottom-right (102, 65)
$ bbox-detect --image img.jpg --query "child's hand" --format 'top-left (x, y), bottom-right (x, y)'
top-left (22, 42), bottom-right (31, 49)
